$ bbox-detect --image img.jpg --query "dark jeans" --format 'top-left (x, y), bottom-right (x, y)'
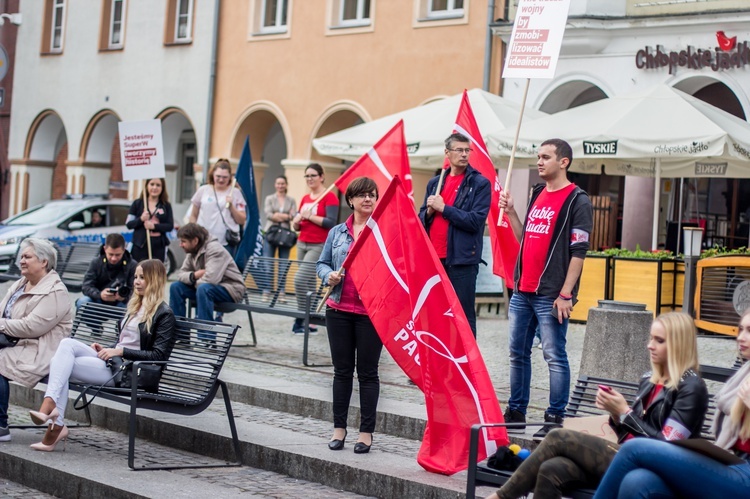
top-left (170, 281), bottom-right (234, 341)
top-left (325, 308), bottom-right (383, 433)
top-left (443, 263), bottom-right (479, 337)
top-left (0, 375), bottom-right (8, 427)
top-left (261, 241), bottom-right (292, 293)
top-left (497, 428), bottom-right (618, 499)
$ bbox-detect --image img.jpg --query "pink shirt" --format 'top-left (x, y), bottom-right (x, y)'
top-left (326, 217), bottom-right (367, 315)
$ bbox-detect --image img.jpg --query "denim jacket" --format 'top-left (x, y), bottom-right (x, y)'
top-left (316, 221), bottom-right (353, 304)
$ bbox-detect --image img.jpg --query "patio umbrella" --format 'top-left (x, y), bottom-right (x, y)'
top-left (491, 84), bottom-right (750, 247)
top-left (312, 88), bottom-right (547, 167)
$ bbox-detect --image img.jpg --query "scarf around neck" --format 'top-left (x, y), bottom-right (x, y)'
top-left (712, 360), bottom-right (750, 449)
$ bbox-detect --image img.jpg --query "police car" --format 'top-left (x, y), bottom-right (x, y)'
top-left (0, 196), bottom-right (183, 274)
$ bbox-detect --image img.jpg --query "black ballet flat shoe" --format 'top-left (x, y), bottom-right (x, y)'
top-left (353, 436), bottom-right (373, 454)
top-left (328, 430), bottom-right (347, 451)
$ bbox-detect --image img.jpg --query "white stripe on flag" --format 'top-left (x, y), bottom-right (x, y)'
top-left (366, 218), bottom-right (408, 293)
top-left (454, 124), bottom-right (492, 163)
top-left (367, 148), bottom-right (393, 181)
top-left (412, 274), bottom-right (440, 320)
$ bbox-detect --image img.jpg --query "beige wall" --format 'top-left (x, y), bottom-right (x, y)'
top-left (212, 0), bottom-right (502, 208)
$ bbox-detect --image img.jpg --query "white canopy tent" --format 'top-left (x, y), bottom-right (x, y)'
top-left (312, 88), bottom-right (547, 168)
top-left (490, 84), bottom-right (750, 248)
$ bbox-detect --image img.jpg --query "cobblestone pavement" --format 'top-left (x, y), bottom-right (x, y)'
top-left (224, 310), bottom-right (739, 421)
top-left (5, 407), bottom-right (372, 498)
top-left (0, 481), bottom-right (55, 499)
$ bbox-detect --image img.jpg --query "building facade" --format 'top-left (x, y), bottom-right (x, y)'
top-left (211, 0), bottom-right (503, 211)
top-left (7, 0), bottom-right (218, 217)
top-left (0, 0), bottom-right (20, 220)
top-left (494, 0), bottom-right (750, 251)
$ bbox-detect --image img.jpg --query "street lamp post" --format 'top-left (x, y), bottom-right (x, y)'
top-left (682, 227), bottom-right (704, 317)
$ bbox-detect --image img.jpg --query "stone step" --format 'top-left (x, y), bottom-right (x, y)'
top-left (0, 405), bottom-right (368, 499)
top-left (7, 383), bottom-right (497, 498)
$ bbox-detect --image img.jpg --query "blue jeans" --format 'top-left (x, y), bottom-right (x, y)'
top-left (261, 241), bottom-right (292, 293)
top-left (443, 263), bottom-right (479, 337)
top-left (593, 438), bottom-right (750, 499)
top-left (169, 281), bottom-right (234, 341)
top-left (508, 291), bottom-right (570, 416)
top-left (0, 375), bottom-right (8, 428)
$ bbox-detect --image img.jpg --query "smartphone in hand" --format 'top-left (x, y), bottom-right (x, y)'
top-left (598, 384), bottom-right (612, 392)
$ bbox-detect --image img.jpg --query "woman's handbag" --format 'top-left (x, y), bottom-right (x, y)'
top-left (0, 334), bottom-right (18, 349)
top-left (265, 225), bottom-right (298, 248)
top-left (214, 186), bottom-right (241, 247)
top-left (108, 356), bottom-right (162, 393)
top-left (224, 229), bottom-right (241, 247)
top-left (72, 357), bottom-right (163, 410)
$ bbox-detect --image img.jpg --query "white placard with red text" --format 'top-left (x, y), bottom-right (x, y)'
top-left (118, 119), bottom-right (166, 181)
top-left (502, 0), bottom-right (571, 79)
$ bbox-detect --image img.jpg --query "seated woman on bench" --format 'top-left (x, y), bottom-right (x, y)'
top-left (594, 309), bottom-right (750, 498)
top-left (28, 259), bottom-right (176, 452)
top-left (487, 312), bottom-right (709, 499)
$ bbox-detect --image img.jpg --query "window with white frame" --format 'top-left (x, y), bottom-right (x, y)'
top-left (109, 0), bottom-right (126, 48)
top-left (175, 0), bottom-right (193, 41)
top-left (427, 0), bottom-right (464, 18)
top-left (261, 0), bottom-right (288, 33)
top-left (340, 0), bottom-right (370, 25)
top-left (51, 0), bottom-right (66, 52)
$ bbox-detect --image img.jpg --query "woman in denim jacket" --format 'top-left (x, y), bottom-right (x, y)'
top-left (317, 177), bottom-right (383, 455)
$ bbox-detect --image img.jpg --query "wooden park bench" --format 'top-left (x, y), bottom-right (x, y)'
top-left (64, 302), bottom-right (242, 470)
top-left (466, 374), bottom-right (721, 499)
top-left (0, 239), bottom-right (101, 293)
top-left (191, 255), bottom-right (328, 367)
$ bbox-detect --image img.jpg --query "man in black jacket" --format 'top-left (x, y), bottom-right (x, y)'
top-left (76, 233), bottom-right (137, 310)
top-left (419, 132), bottom-right (491, 337)
top-left (499, 138), bottom-right (593, 440)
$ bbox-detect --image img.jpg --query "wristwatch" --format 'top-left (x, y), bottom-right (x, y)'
top-left (619, 409), bottom-right (632, 424)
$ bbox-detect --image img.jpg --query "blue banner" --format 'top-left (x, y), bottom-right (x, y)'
top-left (234, 137), bottom-right (264, 269)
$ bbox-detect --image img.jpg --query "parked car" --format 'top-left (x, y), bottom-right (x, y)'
top-left (0, 196), bottom-right (184, 274)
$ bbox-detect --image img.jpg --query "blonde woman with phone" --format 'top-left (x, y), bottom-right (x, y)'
top-left (487, 312), bottom-right (709, 499)
top-left (594, 309), bottom-right (750, 498)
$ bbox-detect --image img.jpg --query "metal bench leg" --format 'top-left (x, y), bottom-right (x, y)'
top-left (466, 425), bottom-right (481, 499)
top-left (219, 380), bottom-right (243, 465)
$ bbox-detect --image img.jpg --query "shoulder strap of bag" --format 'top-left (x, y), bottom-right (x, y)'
top-left (72, 360), bottom-right (132, 410)
top-left (213, 186), bottom-right (231, 230)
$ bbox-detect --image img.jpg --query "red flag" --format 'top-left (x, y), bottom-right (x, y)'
top-left (334, 120), bottom-right (414, 201)
top-left (448, 90), bottom-right (520, 283)
top-left (343, 177), bottom-right (508, 475)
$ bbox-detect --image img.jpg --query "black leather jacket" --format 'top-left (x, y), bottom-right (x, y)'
top-left (114, 302), bottom-right (176, 363)
top-left (612, 369), bottom-right (708, 443)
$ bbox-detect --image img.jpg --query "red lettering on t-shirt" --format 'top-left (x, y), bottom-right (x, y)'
top-left (429, 171), bottom-right (465, 259)
top-left (519, 183), bottom-right (576, 292)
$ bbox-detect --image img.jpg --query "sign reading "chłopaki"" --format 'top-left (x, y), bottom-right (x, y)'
top-left (503, 0), bottom-right (571, 79)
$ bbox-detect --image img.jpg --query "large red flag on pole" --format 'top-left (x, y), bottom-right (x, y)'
top-left (343, 177), bottom-right (508, 475)
top-left (451, 90), bottom-right (520, 282)
top-left (334, 119), bottom-right (414, 201)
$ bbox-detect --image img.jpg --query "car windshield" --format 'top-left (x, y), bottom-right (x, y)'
top-left (1, 201), bottom-right (90, 226)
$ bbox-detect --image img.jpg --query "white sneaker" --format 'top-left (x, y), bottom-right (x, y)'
top-left (0, 426), bottom-right (11, 442)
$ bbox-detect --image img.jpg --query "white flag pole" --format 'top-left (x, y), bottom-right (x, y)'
top-left (497, 78), bottom-right (531, 226)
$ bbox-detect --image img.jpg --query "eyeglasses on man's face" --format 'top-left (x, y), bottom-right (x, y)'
top-left (448, 147), bottom-right (472, 155)
top-left (303, 174), bottom-right (320, 179)
top-left (354, 192), bottom-right (377, 199)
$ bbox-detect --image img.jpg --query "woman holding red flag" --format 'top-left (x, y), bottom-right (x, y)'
top-left (317, 177), bottom-right (382, 454)
top-left (291, 163), bottom-right (338, 334)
